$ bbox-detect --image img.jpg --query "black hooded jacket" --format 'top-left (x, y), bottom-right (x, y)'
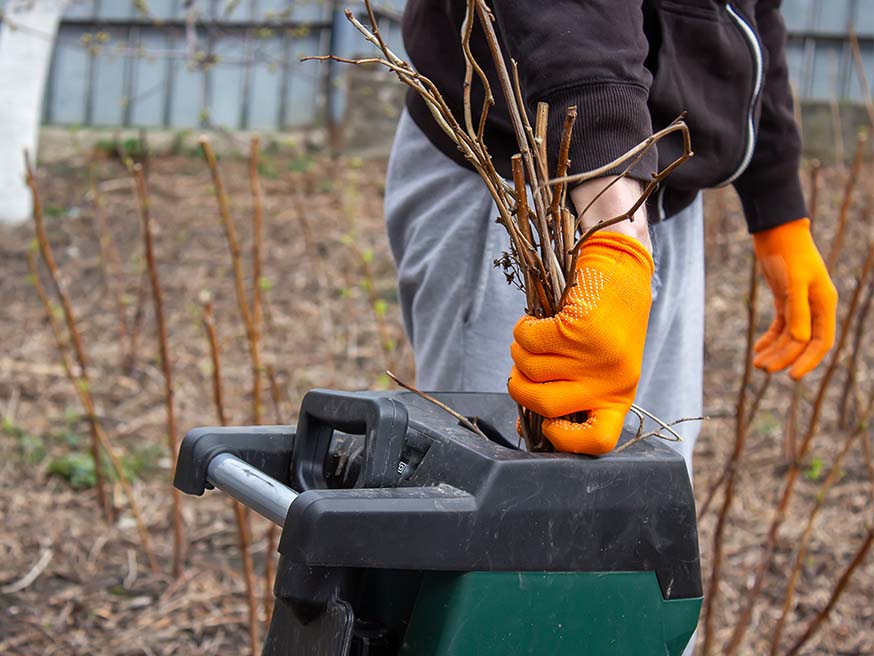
top-left (402, 0), bottom-right (806, 232)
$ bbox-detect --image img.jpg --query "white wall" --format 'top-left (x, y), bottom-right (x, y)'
top-left (0, 0), bottom-right (66, 224)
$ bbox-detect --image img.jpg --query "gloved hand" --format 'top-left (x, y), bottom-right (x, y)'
top-left (752, 218), bottom-right (838, 380)
top-left (508, 232), bottom-right (653, 455)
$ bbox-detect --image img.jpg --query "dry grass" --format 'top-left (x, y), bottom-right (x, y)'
top-left (0, 149), bottom-right (870, 654)
top-left (0, 150), bottom-right (411, 654)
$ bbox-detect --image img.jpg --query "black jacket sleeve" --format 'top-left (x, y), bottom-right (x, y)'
top-left (490, 1), bottom-right (657, 181)
top-left (733, 0), bottom-right (808, 233)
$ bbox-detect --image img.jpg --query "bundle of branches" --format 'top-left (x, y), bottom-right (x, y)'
top-left (306, 0), bottom-right (692, 450)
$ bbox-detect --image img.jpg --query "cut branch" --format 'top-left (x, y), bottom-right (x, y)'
top-left (25, 151), bottom-right (110, 521)
top-left (770, 392), bottom-right (874, 655)
top-left (249, 136), bottom-right (265, 427)
top-left (304, 0), bottom-right (692, 451)
top-left (132, 163), bottom-right (184, 578)
top-left (826, 131), bottom-right (867, 270)
top-left (87, 154), bottom-right (131, 375)
top-left (702, 257), bottom-right (758, 656)
top-left (202, 301), bottom-right (260, 656)
top-left (27, 249), bottom-right (158, 575)
top-left (849, 29), bottom-right (874, 129)
top-left (386, 370), bottom-right (488, 439)
top-left (785, 525), bottom-right (874, 656)
top-left (723, 243), bottom-right (874, 655)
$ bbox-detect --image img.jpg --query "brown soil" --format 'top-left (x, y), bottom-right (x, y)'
top-left (0, 150), bottom-right (871, 655)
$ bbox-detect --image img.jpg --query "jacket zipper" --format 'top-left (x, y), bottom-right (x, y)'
top-left (718, 4), bottom-right (764, 186)
top-left (656, 185), bottom-right (667, 221)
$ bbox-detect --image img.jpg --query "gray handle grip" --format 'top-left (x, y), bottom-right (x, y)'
top-left (207, 453), bottom-right (299, 525)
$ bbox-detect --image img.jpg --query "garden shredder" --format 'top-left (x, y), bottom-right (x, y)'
top-left (174, 388), bottom-right (703, 655)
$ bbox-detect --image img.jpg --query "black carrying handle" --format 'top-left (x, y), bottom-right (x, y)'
top-left (292, 389), bottom-right (409, 491)
top-left (174, 425), bottom-right (295, 496)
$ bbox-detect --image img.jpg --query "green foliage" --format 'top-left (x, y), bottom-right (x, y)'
top-left (124, 444), bottom-right (164, 479)
top-left (94, 135), bottom-right (148, 161)
top-left (53, 425), bottom-right (80, 448)
top-left (48, 453), bottom-right (97, 489)
top-left (258, 276), bottom-right (273, 292)
top-left (47, 444), bottom-right (163, 490)
top-left (374, 373), bottom-right (391, 389)
top-left (43, 205), bottom-right (65, 219)
top-left (751, 411), bottom-right (781, 439)
top-left (804, 456), bottom-right (825, 482)
top-left (373, 299), bottom-right (388, 318)
top-left (53, 408), bottom-right (82, 447)
top-left (3, 417), bottom-right (46, 465)
top-left (49, 301), bottom-right (64, 321)
top-left (258, 157), bottom-right (280, 180)
top-left (133, 0), bottom-right (151, 17)
top-left (287, 155), bottom-right (315, 173)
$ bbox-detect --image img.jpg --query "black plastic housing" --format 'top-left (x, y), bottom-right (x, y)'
top-left (175, 389), bottom-right (702, 655)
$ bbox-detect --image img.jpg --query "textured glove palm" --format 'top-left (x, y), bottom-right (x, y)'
top-left (508, 233), bottom-right (654, 455)
top-left (752, 218), bottom-right (838, 380)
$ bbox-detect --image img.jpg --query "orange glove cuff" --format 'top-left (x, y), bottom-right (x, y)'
top-left (508, 232), bottom-right (653, 455)
top-left (752, 218), bottom-right (838, 379)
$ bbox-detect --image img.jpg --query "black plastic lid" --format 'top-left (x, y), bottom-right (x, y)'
top-left (280, 389), bottom-right (702, 600)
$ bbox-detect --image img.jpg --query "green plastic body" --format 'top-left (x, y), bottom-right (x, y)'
top-left (400, 571), bottom-right (702, 656)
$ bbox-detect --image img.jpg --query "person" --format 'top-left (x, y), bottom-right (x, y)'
top-left (385, 0), bottom-right (837, 471)
top-left (385, 4), bottom-right (839, 648)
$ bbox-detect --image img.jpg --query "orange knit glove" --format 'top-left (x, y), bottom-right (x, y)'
top-left (752, 218), bottom-right (838, 380)
top-left (508, 233), bottom-right (653, 455)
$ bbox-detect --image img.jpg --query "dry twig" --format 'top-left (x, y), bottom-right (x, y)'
top-left (701, 257), bottom-right (759, 656)
top-left (724, 244), bottom-right (874, 655)
top-left (386, 370), bottom-right (488, 439)
top-left (0, 547), bottom-right (53, 594)
top-left (785, 525), bottom-right (874, 656)
top-left (838, 277), bottom-right (873, 429)
top-left (784, 380), bottom-right (803, 463)
top-left (249, 136), bottom-right (265, 427)
top-left (613, 416), bottom-right (702, 455)
top-left (304, 0), bottom-right (692, 451)
top-left (263, 364), bottom-right (286, 626)
top-left (807, 159), bottom-right (821, 225)
top-left (25, 151), bottom-right (110, 520)
top-left (199, 137), bottom-right (264, 426)
top-left (87, 154), bottom-right (132, 373)
top-left (27, 249), bottom-right (159, 574)
top-left (132, 163), bottom-right (184, 578)
top-left (826, 131), bottom-right (867, 270)
top-left (849, 29), bottom-right (874, 129)
top-left (697, 372), bottom-right (769, 522)
top-left (202, 301), bottom-right (260, 656)
top-left (770, 392), bottom-right (874, 655)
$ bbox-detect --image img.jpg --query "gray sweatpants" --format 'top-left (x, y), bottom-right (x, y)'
top-left (386, 110), bottom-right (704, 468)
top-left (385, 110), bottom-right (704, 652)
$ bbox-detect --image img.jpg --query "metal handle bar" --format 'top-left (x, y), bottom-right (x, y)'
top-left (207, 453), bottom-right (298, 526)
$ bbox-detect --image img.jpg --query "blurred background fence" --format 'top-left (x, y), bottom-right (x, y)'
top-left (37, 0), bottom-right (406, 135)
top-left (2, 0), bottom-right (873, 154)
